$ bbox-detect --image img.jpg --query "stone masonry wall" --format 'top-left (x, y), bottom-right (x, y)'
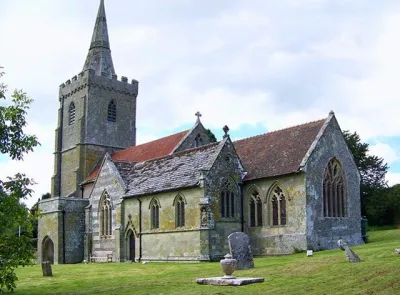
top-left (305, 116), bottom-right (363, 250)
top-left (123, 187), bottom-right (203, 261)
top-left (52, 69), bottom-right (138, 198)
top-left (204, 139), bottom-right (245, 261)
top-left (174, 122), bottom-right (213, 152)
top-left (38, 197), bottom-right (89, 264)
top-left (243, 174), bottom-right (307, 255)
top-left (88, 156), bottom-right (126, 262)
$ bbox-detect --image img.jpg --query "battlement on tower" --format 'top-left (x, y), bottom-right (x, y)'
top-left (59, 69), bottom-right (138, 100)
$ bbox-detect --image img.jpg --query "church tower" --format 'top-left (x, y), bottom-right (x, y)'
top-left (39, 0), bottom-right (137, 264)
top-left (51, 0), bottom-right (138, 198)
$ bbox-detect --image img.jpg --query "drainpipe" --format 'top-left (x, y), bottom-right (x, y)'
top-left (138, 198), bottom-right (142, 262)
top-left (62, 209), bottom-right (66, 263)
top-left (239, 183), bottom-right (244, 232)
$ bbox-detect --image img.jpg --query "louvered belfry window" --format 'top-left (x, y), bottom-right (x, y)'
top-left (107, 100), bottom-right (116, 122)
top-left (69, 102), bottom-right (76, 125)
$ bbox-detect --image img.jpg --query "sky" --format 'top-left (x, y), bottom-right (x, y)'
top-left (0, 0), bottom-right (399, 209)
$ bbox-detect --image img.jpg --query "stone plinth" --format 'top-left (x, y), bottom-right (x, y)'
top-left (196, 277), bottom-right (264, 286)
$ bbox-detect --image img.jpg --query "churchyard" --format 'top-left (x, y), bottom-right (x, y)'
top-left (14, 229), bottom-right (400, 295)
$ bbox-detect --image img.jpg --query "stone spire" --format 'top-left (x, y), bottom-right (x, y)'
top-left (82, 0), bottom-right (116, 77)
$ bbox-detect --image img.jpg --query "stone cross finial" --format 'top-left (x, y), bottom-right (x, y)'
top-left (195, 111), bottom-right (202, 123)
top-left (223, 125), bottom-right (230, 138)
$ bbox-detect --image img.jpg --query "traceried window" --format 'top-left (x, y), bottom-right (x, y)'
top-left (175, 194), bottom-right (185, 228)
top-left (249, 189), bottom-right (263, 227)
top-left (150, 198), bottom-right (160, 229)
top-left (99, 192), bottom-right (112, 236)
top-left (220, 179), bottom-right (236, 218)
top-left (323, 158), bottom-right (347, 217)
top-left (270, 186), bottom-right (287, 226)
top-left (107, 100), bottom-right (116, 122)
top-left (69, 102), bottom-right (76, 125)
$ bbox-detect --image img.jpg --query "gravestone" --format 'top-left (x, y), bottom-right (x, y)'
top-left (41, 261), bottom-right (53, 276)
top-left (228, 232), bottom-right (254, 270)
top-left (337, 240), bottom-right (361, 263)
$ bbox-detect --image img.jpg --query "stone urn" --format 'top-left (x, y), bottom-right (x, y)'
top-left (220, 253), bottom-right (237, 278)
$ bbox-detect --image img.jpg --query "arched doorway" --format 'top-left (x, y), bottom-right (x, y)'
top-left (42, 236), bottom-right (54, 264)
top-left (127, 230), bottom-right (135, 262)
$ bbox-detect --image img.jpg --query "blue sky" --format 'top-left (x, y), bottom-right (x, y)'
top-left (0, 0), bottom-right (399, 208)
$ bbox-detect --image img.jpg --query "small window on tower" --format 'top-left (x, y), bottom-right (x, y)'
top-left (69, 102), bottom-right (76, 125)
top-left (107, 100), bottom-right (116, 122)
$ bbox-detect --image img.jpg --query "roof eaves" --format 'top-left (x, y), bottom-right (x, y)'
top-left (298, 112), bottom-right (334, 170)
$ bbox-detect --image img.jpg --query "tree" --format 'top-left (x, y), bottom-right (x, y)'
top-left (206, 129), bottom-right (217, 143)
top-left (342, 131), bottom-right (390, 225)
top-left (0, 69), bottom-right (40, 292)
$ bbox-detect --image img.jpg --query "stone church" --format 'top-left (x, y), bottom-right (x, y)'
top-left (38, 0), bottom-right (363, 264)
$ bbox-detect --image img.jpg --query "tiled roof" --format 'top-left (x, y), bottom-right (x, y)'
top-left (83, 130), bottom-right (189, 184)
top-left (123, 142), bottom-right (222, 197)
top-left (234, 119), bottom-right (326, 180)
top-left (112, 130), bottom-right (189, 162)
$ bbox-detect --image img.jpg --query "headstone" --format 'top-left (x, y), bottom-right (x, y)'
top-left (337, 240), bottom-right (361, 263)
top-left (228, 232), bottom-right (254, 270)
top-left (395, 249), bottom-right (400, 255)
top-left (41, 261), bottom-right (53, 276)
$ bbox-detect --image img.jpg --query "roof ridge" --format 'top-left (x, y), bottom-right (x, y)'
top-left (233, 117), bottom-right (326, 143)
top-left (112, 129), bottom-right (189, 156)
top-left (134, 141), bottom-right (221, 165)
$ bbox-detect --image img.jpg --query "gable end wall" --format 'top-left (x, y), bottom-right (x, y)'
top-left (305, 117), bottom-right (363, 250)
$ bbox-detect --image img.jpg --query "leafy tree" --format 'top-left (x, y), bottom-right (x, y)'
top-left (342, 131), bottom-right (390, 225)
top-left (0, 69), bottom-right (39, 292)
top-left (206, 129), bottom-right (217, 143)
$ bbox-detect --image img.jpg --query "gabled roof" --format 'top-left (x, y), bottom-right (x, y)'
top-left (83, 129), bottom-right (189, 183)
top-left (112, 130), bottom-right (189, 162)
top-left (234, 118), bottom-right (327, 181)
top-left (123, 142), bottom-right (222, 198)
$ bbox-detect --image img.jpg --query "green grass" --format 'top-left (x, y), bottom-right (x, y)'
top-left (14, 229), bottom-right (400, 295)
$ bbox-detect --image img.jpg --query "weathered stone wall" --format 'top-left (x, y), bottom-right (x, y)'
top-left (52, 69), bottom-right (138, 198)
top-left (305, 116), bottom-right (363, 250)
top-left (243, 174), bottom-right (307, 255)
top-left (85, 73), bottom-right (138, 148)
top-left (123, 187), bottom-right (203, 261)
top-left (38, 197), bottom-right (89, 264)
top-left (174, 122), bottom-right (213, 152)
top-left (204, 139), bottom-right (245, 260)
top-left (87, 156), bottom-right (126, 262)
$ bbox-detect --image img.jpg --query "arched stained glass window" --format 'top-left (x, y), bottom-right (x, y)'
top-left (249, 189), bottom-right (262, 227)
top-left (270, 186), bottom-right (286, 226)
top-left (323, 158), bottom-right (347, 217)
top-left (220, 179), bottom-right (236, 218)
top-left (99, 192), bottom-right (112, 236)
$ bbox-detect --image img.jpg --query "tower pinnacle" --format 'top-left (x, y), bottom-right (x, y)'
top-left (82, 0), bottom-right (116, 77)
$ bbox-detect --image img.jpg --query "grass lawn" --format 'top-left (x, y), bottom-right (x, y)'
top-left (14, 229), bottom-right (400, 295)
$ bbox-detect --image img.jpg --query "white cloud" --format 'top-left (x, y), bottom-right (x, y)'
top-left (0, 149), bottom-right (53, 209)
top-left (369, 143), bottom-right (399, 165)
top-left (386, 172), bottom-right (400, 186)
